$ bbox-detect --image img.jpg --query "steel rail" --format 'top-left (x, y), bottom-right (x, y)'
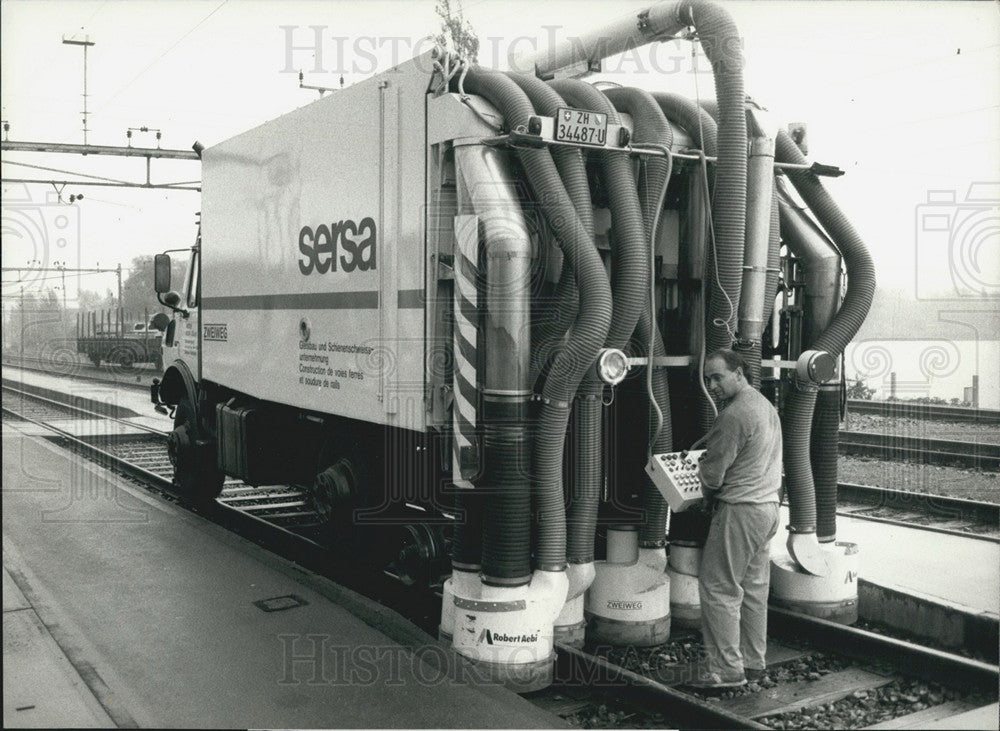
top-left (1, 386), bottom-right (330, 562)
top-left (2, 357), bottom-right (158, 391)
top-left (839, 430), bottom-right (1000, 470)
top-left (847, 399), bottom-right (1000, 425)
top-left (768, 606), bottom-right (1000, 697)
top-left (1, 383), bottom-right (165, 435)
top-left (553, 643), bottom-right (768, 730)
top-left (556, 601), bottom-right (1000, 729)
top-left (837, 482), bottom-right (999, 543)
top-left (2, 400), bottom-right (172, 491)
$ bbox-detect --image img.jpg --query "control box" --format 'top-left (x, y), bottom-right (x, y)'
top-left (645, 450), bottom-right (706, 512)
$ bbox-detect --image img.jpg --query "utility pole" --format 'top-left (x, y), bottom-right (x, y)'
top-left (116, 263), bottom-right (123, 337)
top-left (53, 261), bottom-right (67, 311)
top-left (20, 286), bottom-right (25, 362)
top-left (62, 36), bottom-right (95, 145)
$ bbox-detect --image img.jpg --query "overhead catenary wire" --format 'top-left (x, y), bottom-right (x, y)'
top-left (94, 0), bottom-right (230, 114)
top-left (2, 159), bottom-right (137, 186)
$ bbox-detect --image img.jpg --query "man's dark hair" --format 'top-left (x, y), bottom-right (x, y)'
top-left (706, 348), bottom-right (746, 374)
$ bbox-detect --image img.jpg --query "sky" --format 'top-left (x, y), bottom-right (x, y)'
top-left (2, 0), bottom-right (998, 312)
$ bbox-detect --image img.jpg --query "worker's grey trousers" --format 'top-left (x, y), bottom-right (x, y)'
top-left (699, 501), bottom-right (780, 679)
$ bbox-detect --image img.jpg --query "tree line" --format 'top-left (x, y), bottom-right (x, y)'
top-left (3, 254), bottom-right (186, 356)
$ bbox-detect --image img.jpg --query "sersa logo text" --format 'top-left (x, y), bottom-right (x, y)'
top-left (298, 217), bottom-right (376, 275)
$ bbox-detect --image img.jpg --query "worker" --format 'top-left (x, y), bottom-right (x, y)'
top-left (690, 348), bottom-right (782, 689)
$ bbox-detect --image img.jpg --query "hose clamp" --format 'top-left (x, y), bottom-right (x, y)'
top-left (533, 393), bottom-right (571, 410)
top-left (786, 524), bottom-right (817, 534)
top-left (796, 349), bottom-right (837, 384)
top-left (640, 539), bottom-right (668, 549)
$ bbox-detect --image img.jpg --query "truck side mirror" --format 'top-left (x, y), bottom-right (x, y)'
top-left (154, 254), bottom-right (172, 293)
top-left (162, 291), bottom-right (182, 307)
top-left (150, 312), bottom-right (170, 332)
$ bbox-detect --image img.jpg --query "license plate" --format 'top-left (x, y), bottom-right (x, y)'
top-left (554, 107), bottom-right (608, 147)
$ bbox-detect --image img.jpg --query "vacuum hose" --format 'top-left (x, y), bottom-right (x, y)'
top-left (674, 2), bottom-right (747, 361)
top-left (548, 78), bottom-right (649, 561)
top-left (505, 73), bottom-right (593, 387)
top-left (776, 129), bottom-right (876, 535)
top-left (463, 67), bottom-right (613, 577)
top-left (602, 85), bottom-right (676, 548)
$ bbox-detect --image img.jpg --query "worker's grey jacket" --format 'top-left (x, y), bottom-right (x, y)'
top-left (698, 387), bottom-right (782, 504)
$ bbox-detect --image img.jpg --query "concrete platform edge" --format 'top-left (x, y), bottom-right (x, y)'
top-left (858, 578), bottom-right (999, 660)
top-left (6, 430), bottom-right (556, 719)
top-left (3, 536), bottom-right (139, 728)
top-left (2, 375), bottom-right (142, 418)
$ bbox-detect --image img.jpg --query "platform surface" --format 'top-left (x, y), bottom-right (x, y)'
top-left (2, 428), bottom-right (563, 729)
top-left (771, 505), bottom-right (999, 618)
top-left (3, 366), bottom-right (170, 432)
top-left (3, 565), bottom-right (116, 728)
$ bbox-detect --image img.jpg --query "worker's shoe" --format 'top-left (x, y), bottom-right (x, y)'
top-left (686, 671), bottom-right (747, 689)
top-left (745, 667), bottom-right (767, 682)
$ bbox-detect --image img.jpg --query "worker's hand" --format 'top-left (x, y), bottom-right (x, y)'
top-left (695, 494), bottom-right (716, 515)
top-left (697, 486), bottom-right (719, 515)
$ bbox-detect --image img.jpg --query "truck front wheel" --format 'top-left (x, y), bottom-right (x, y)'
top-left (167, 397), bottom-right (224, 505)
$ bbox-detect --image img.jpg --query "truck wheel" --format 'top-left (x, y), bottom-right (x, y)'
top-left (117, 348), bottom-right (135, 369)
top-left (311, 436), bottom-right (373, 552)
top-left (167, 397), bottom-right (224, 505)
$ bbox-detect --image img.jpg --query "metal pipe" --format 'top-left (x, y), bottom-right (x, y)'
top-left (737, 109), bottom-right (776, 382)
top-left (1, 140), bottom-right (201, 160)
top-left (516, 2), bottom-right (690, 79)
top-left (454, 141), bottom-right (534, 585)
top-left (776, 178), bottom-right (842, 349)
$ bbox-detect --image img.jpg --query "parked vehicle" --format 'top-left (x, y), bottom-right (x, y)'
top-left (77, 308), bottom-right (164, 369)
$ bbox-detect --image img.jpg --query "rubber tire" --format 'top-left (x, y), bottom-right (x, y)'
top-left (116, 348), bottom-right (135, 369)
top-left (169, 397), bottom-right (224, 505)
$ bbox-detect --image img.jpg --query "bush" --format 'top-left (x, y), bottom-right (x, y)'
top-left (847, 376), bottom-right (876, 400)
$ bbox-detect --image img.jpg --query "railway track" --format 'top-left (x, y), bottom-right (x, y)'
top-left (1, 384), bottom-right (330, 541)
top-left (839, 430), bottom-right (1000, 470)
top-left (1, 356), bottom-right (157, 391)
top-left (847, 398), bottom-right (1000, 425)
top-left (9, 356), bottom-right (997, 471)
top-left (4, 385), bottom-right (998, 729)
top-left (537, 611), bottom-right (998, 729)
top-left (837, 482), bottom-right (999, 542)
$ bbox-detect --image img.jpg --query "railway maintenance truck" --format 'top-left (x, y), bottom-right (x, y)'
top-left (152, 0), bottom-right (873, 690)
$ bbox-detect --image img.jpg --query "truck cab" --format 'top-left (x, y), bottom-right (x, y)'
top-left (151, 238), bottom-right (225, 499)
top-left (153, 243), bottom-right (201, 379)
